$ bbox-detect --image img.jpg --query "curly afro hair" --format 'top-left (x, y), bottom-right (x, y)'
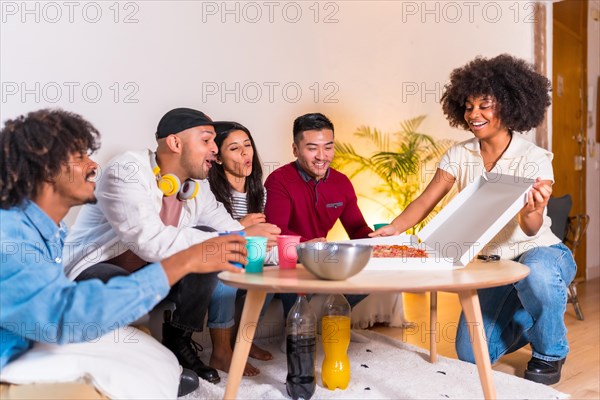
top-left (440, 54), bottom-right (551, 132)
top-left (0, 109), bottom-right (100, 209)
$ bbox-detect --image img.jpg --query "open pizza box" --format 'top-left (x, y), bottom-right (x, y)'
top-left (341, 172), bottom-right (535, 270)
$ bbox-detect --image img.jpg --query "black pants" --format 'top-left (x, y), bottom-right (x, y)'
top-left (76, 262), bottom-right (218, 332)
top-left (75, 226), bottom-right (220, 333)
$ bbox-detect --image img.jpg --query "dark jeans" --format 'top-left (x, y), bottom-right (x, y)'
top-left (76, 262), bottom-right (218, 332)
top-left (75, 262), bottom-right (130, 282)
top-left (279, 293), bottom-right (367, 319)
top-left (75, 225), bottom-right (221, 333)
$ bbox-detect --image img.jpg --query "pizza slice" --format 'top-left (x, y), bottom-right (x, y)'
top-left (372, 244), bottom-right (428, 258)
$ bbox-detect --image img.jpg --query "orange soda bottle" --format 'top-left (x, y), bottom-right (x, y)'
top-left (321, 294), bottom-right (351, 390)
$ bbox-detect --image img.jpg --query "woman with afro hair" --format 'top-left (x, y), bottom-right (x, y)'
top-left (371, 54), bottom-right (576, 385)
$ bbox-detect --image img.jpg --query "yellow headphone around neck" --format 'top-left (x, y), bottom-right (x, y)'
top-left (150, 152), bottom-right (199, 200)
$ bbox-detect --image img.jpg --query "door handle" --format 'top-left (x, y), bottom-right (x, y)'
top-left (574, 155), bottom-right (585, 171)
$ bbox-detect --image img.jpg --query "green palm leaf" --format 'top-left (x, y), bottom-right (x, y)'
top-left (334, 115), bottom-right (456, 233)
top-left (354, 126), bottom-right (390, 151)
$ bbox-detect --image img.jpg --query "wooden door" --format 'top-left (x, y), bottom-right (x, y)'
top-left (552, 0), bottom-right (587, 279)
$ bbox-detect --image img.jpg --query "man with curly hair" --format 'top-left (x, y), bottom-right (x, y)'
top-left (372, 54), bottom-right (576, 385)
top-left (0, 109), bottom-right (246, 397)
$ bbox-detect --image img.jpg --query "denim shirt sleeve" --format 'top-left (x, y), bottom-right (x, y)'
top-left (1, 204), bottom-right (170, 367)
top-left (2, 254), bottom-right (169, 341)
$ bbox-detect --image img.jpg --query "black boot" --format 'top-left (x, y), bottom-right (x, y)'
top-left (524, 356), bottom-right (566, 385)
top-left (178, 368), bottom-right (199, 396)
top-left (162, 316), bottom-right (220, 384)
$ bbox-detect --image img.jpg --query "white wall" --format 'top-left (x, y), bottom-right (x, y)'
top-left (1, 0), bottom-right (536, 224)
top-left (586, 0), bottom-right (600, 280)
top-left (0, 1), bottom-right (536, 151)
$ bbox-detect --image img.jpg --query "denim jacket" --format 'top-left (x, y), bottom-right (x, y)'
top-left (0, 201), bottom-right (169, 370)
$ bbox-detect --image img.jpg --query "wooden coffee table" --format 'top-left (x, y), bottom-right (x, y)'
top-left (219, 260), bottom-right (529, 399)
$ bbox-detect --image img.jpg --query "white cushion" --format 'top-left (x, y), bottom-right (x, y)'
top-left (0, 327), bottom-right (180, 399)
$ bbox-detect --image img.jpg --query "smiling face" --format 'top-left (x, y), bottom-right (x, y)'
top-left (218, 129), bottom-right (254, 182)
top-left (52, 151), bottom-right (98, 207)
top-left (178, 125), bottom-right (218, 180)
top-left (464, 95), bottom-right (509, 140)
top-left (293, 129), bottom-right (334, 181)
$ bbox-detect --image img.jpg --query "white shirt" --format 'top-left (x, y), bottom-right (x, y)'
top-left (64, 149), bottom-right (243, 279)
top-left (438, 135), bottom-right (561, 259)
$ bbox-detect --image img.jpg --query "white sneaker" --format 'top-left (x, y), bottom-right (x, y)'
top-left (350, 330), bottom-right (370, 343)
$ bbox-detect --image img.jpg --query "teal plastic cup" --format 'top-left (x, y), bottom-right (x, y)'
top-left (218, 231), bottom-right (245, 268)
top-left (245, 236), bottom-right (267, 273)
top-left (373, 223), bottom-right (389, 230)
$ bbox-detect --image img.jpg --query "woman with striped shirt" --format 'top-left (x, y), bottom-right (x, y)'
top-left (207, 122), bottom-right (274, 376)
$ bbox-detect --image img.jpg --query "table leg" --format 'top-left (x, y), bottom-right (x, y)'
top-left (223, 289), bottom-right (267, 400)
top-left (429, 291), bottom-right (437, 363)
top-left (458, 289), bottom-right (496, 400)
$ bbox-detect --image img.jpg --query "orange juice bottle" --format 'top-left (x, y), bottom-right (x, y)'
top-left (321, 294), bottom-right (351, 390)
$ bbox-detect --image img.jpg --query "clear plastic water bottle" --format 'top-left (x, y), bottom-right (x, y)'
top-left (321, 294), bottom-right (351, 390)
top-left (285, 294), bottom-right (316, 400)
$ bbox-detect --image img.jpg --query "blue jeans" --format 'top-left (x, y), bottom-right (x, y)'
top-left (207, 281), bottom-right (274, 329)
top-left (455, 243), bottom-right (576, 364)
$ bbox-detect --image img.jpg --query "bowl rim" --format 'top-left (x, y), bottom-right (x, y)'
top-left (296, 242), bottom-right (373, 250)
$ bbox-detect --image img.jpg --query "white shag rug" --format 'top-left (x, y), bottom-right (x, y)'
top-left (182, 330), bottom-right (568, 399)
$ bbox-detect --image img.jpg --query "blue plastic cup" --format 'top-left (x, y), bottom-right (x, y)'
top-left (218, 231), bottom-right (245, 268)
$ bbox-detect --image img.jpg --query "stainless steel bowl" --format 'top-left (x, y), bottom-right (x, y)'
top-left (297, 242), bottom-right (373, 280)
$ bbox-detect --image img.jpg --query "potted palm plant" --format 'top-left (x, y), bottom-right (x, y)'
top-left (332, 115), bottom-right (456, 233)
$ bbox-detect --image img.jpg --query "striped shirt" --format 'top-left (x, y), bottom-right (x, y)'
top-left (230, 188), bottom-right (267, 219)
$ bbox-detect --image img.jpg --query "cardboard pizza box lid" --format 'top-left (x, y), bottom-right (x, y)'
top-left (343, 172), bottom-right (534, 270)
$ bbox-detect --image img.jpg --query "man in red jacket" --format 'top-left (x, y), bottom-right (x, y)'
top-left (265, 112), bottom-right (373, 242)
top-left (264, 112), bottom-right (372, 320)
